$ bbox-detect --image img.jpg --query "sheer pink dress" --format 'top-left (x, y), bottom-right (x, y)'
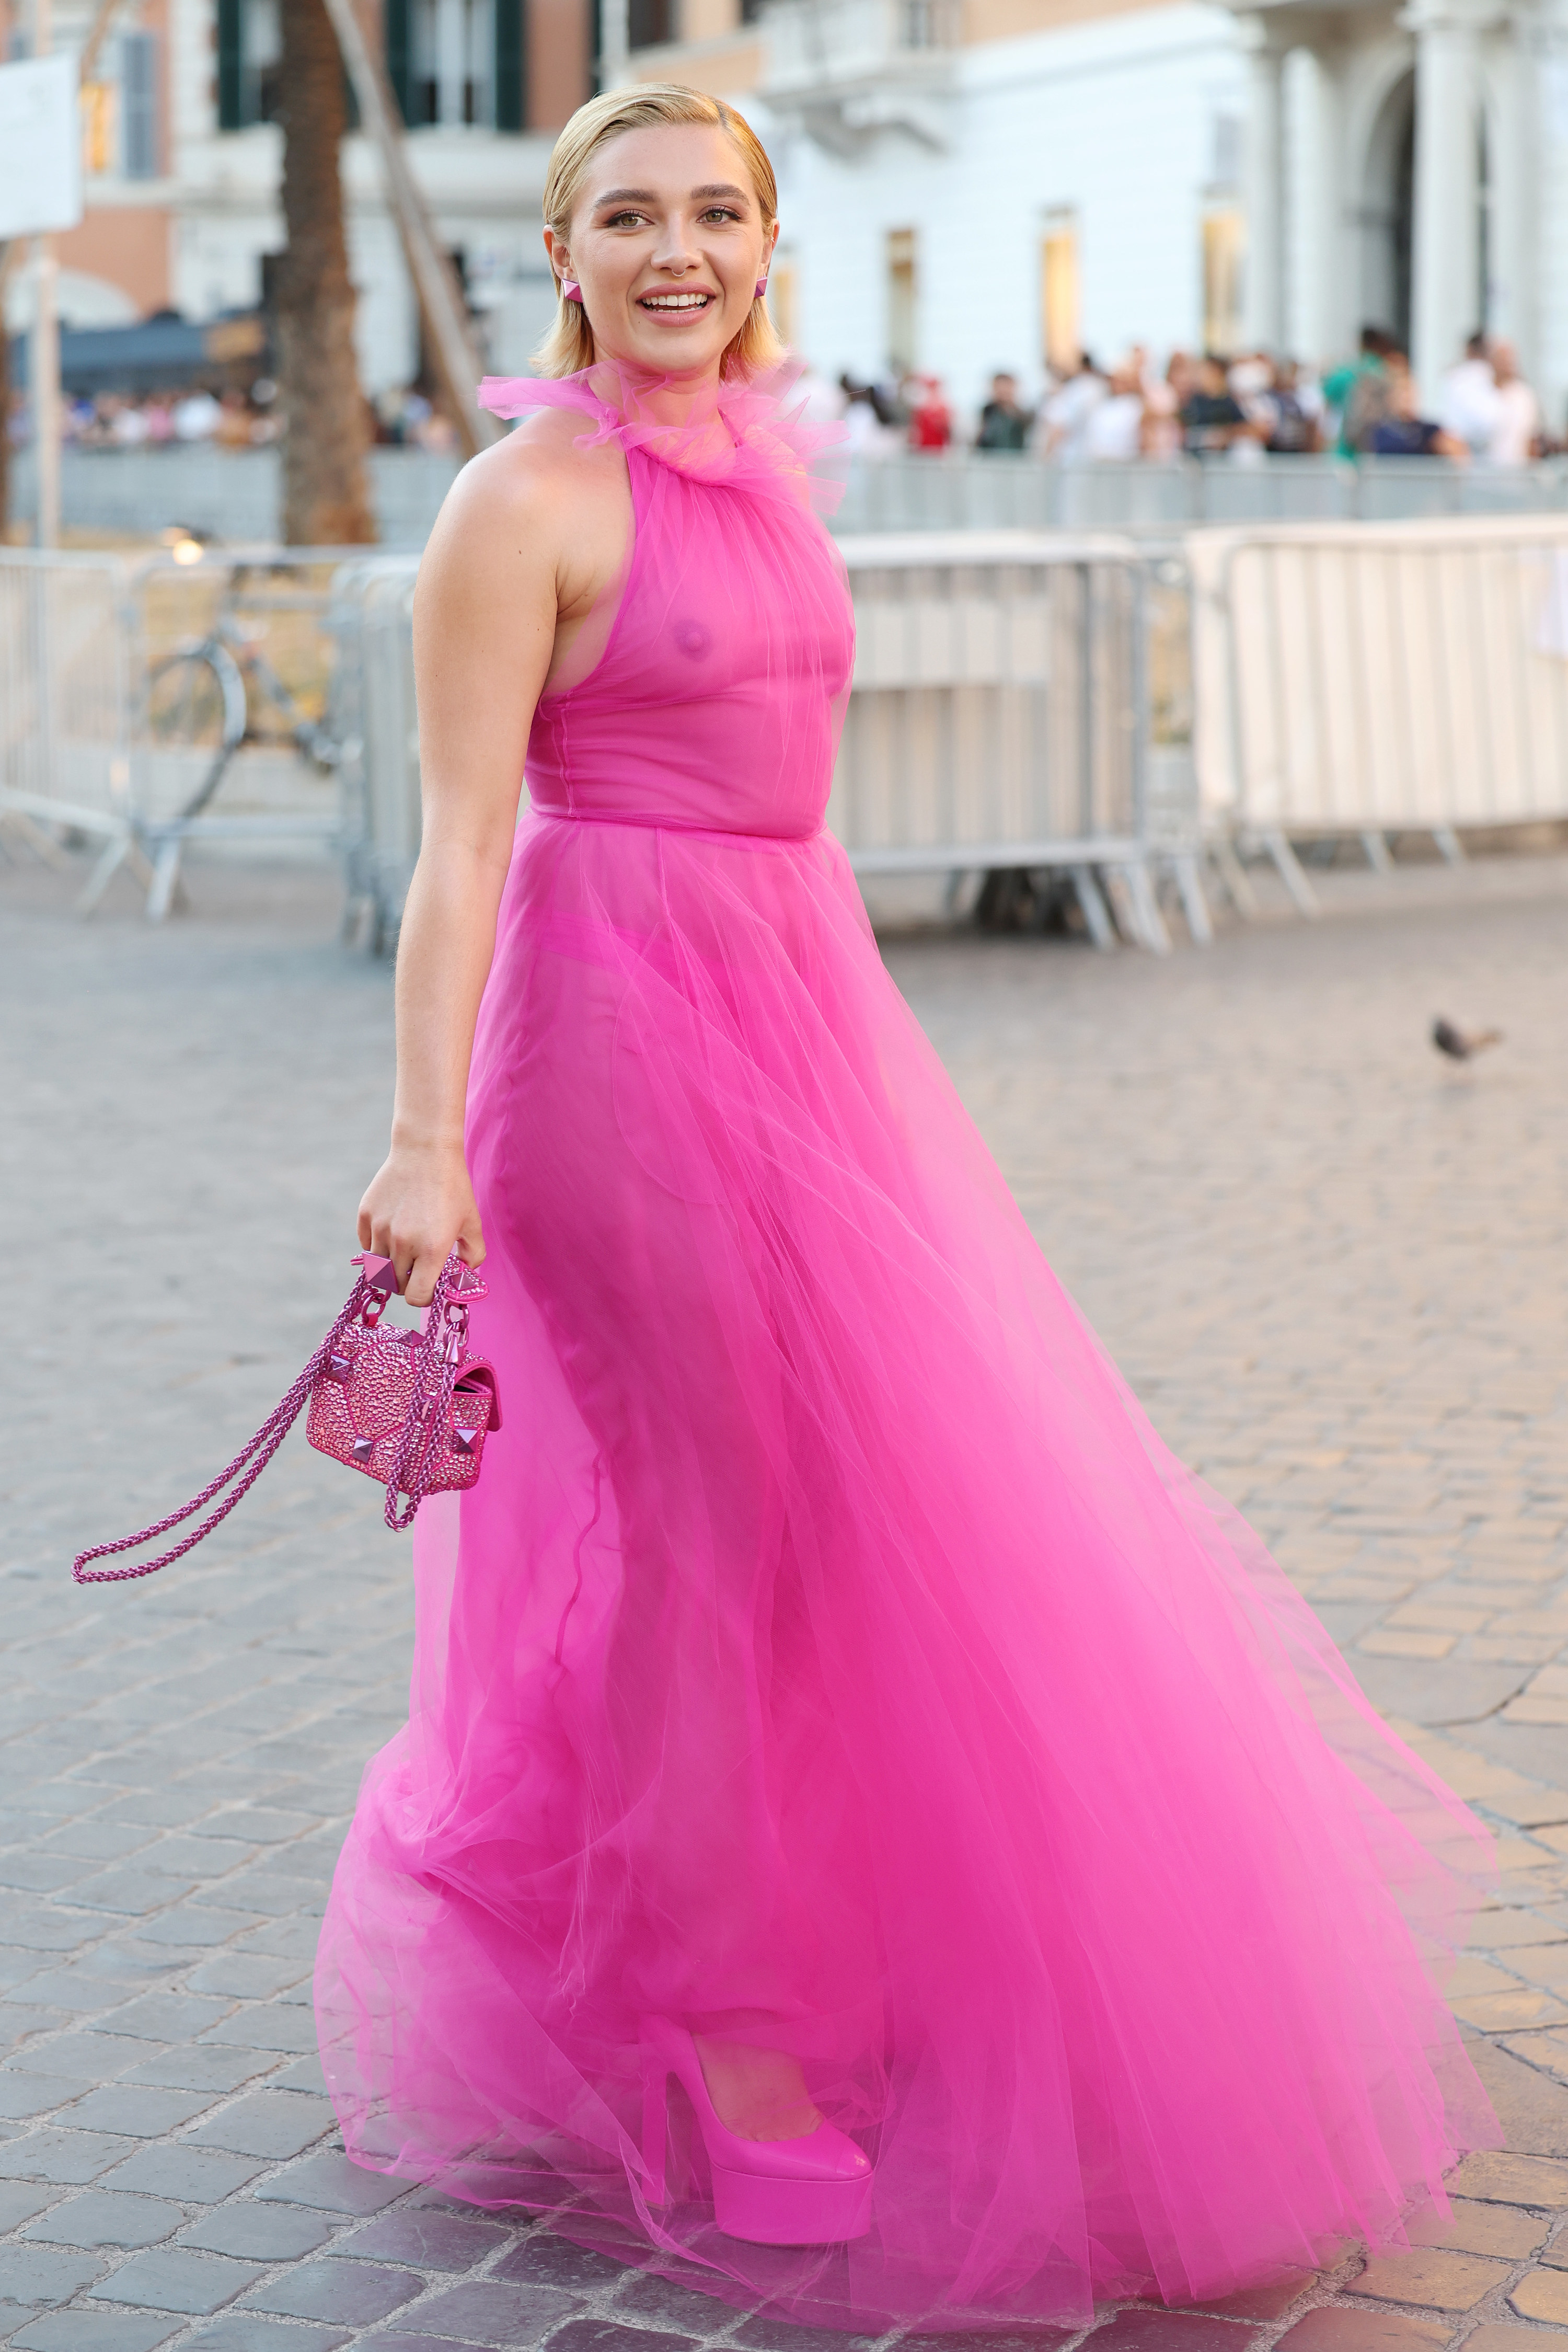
top-left (315, 364), bottom-right (1498, 2331)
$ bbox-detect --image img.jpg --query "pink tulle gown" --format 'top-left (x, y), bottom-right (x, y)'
top-left (316, 364), bottom-right (1499, 2330)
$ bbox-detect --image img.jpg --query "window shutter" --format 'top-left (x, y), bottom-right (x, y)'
top-left (386, 0), bottom-right (412, 124)
top-left (122, 30), bottom-right (159, 174)
top-left (217, 0), bottom-right (243, 129)
top-left (494, 0), bottom-right (523, 130)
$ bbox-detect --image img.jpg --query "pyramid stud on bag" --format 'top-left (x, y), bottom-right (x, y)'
top-left (351, 1435), bottom-right (375, 1464)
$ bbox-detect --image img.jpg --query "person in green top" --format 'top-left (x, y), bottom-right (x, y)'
top-left (1323, 325), bottom-right (1394, 456)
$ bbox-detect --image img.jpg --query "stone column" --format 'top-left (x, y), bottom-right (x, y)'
top-left (1282, 42), bottom-right (1340, 364)
top-left (1485, 13), bottom-right (1536, 369)
top-left (1403, 0), bottom-right (1485, 399)
top-left (1238, 13), bottom-right (1286, 349)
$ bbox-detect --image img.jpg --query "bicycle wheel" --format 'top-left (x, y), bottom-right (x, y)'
top-left (146, 646), bottom-right (247, 820)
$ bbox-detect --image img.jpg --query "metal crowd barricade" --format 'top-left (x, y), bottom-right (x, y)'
top-left (329, 556), bottom-right (422, 953)
top-left (326, 531), bottom-right (1204, 955)
top-left (1, 545), bottom-right (366, 915)
top-left (0, 551), bottom-right (137, 880)
top-left (830, 454), bottom-right (1568, 538)
top-left (1187, 512), bottom-right (1568, 913)
top-left (832, 532), bottom-right (1205, 949)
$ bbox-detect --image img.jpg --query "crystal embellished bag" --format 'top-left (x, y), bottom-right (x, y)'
top-left (73, 1251), bottom-right (501, 1584)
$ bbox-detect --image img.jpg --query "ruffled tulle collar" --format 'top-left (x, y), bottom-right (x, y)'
top-left (477, 359), bottom-right (847, 516)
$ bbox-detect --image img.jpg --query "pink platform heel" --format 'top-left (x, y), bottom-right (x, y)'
top-left (639, 2017), bottom-right (873, 2245)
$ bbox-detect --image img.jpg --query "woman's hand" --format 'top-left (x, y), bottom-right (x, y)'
top-left (358, 1140), bottom-right (485, 1307)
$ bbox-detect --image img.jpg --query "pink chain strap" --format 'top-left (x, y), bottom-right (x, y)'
top-left (383, 1256), bottom-right (470, 1532)
top-left (73, 1253), bottom-right (466, 1584)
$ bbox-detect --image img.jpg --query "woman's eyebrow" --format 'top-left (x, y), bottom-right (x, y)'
top-left (592, 183), bottom-right (752, 206)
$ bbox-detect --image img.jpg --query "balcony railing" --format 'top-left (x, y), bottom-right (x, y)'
top-left (759, 0), bottom-right (960, 150)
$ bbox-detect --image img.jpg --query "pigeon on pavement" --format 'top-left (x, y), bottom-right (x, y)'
top-left (1432, 1017), bottom-right (1503, 1061)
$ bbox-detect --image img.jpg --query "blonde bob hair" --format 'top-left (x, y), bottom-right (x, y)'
top-left (534, 83), bottom-right (785, 381)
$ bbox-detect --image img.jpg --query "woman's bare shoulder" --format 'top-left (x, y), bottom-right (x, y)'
top-left (421, 408), bottom-right (624, 586)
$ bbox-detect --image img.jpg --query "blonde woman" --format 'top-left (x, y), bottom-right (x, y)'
top-left (319, 83), bottom-right (1497, 2329)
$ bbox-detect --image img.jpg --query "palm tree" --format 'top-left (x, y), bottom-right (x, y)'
top-left (0, 266), bottom-right (10, 543)
top-left (274, 0), bottom-right (376, 544)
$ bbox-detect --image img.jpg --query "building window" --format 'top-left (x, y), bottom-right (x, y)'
top-left (411, 0), bottom-right (495, 123)
top-left (217, 0), bottom-right (281, 127)
top-left (1202, 204), bottom-right (1243, 352)
top-left (121, 30), bottom-right (160, 176)
top-left (885, 226), bottom-right (916, 377)
top-left (1040, 207), bottom-right (1079, 373)
top-left (629, 0), bottom-right (672, 44)
top-left (1209, 109), bottom-right (1242, 191)
top-left (220, 0), bottom-right (517, 133)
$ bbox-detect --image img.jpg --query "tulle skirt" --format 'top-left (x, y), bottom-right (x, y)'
top-left (315, 808), bottom-right (1498, 2331)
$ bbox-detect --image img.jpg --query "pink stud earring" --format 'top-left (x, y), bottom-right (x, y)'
top-left (755, 277), bottom-right (768, 300)
top-left (561, 280), bottom-right (581, 303)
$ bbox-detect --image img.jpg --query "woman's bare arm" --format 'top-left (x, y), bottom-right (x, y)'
top-left (357, 440), bottom-right (564, 1305)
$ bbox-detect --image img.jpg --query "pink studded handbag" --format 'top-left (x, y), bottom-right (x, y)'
top-left (73, 1251), bottom-right (501, 1584)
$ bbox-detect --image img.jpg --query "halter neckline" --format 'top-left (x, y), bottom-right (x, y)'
top-left (476, 359), bottom-right (848, 514)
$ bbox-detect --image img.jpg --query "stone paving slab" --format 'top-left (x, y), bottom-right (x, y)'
top-left (4, 851), bottom-right (1568, 2350)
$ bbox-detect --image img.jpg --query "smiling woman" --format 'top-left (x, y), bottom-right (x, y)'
top-left (316, 75), bottom-right (1501, 2346)
top-left (531, 82), bottom-right (783, 380)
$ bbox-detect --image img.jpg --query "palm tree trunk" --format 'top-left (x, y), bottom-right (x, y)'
top-left (0, 268), bottom-right (10, 546)
top-left (0, 246), bottom-right (12, 544)
top-left (275, 0), bottom-right (376, 545)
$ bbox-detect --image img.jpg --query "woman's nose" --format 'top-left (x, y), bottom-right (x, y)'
top-left (650, 222), bottom-right (700, 272)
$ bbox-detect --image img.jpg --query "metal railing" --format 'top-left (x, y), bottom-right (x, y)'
top-left (0, 546), bottom-right (362, 914)
top-left (832, 454), bottom-right (1568, 536)
top-left (1188, 512), bottom-right (1568, 912)
top-left (16, 445), bottom-right (1568, 549)
top-left (325, 531), bottom-right (1205, 956)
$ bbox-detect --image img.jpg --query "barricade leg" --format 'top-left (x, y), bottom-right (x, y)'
top-left (1360, 830), bottom-right (1394, 874)
top-left (76, 828), bottom-right (156, 915)
top-left (1208, 834), bottom-right (1260, 919)
top-left (1432, 828), bottom-right (1465, 865)
top-left (1263, 829), bottom-right (1321, 917)
top-left (1120, 858), bottom-right (1172, 955)
top-left (1, 810), bottom-right (71, 870)
top-left (1069, 864), bottom-right (1117, 951)
top-left (1170, 854), bottom-right (1214, 945)
top-left (146, 837), bottom-right (186, 922)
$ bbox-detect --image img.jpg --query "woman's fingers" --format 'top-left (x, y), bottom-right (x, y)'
top-left (354, 1149), bottom-right (482, 1299)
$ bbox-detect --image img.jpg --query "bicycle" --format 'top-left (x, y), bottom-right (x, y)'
top-left (139, 557), bottom-right (343, 918)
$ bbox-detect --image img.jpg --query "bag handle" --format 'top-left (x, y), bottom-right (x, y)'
top-left (71, 1253), bottom-right (464, 1585)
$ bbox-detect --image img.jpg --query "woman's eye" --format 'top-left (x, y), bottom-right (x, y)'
top-left (606, 211), bottom-right (647, 228)
top-left (700, 208), bottom-right (741, 224)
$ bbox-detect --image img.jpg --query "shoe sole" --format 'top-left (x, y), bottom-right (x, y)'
top-left (711, 2162), bottom-right (873, 2245)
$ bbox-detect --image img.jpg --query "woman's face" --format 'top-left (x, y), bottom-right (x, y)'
top-left (547, 121), bottom-right (777, 380)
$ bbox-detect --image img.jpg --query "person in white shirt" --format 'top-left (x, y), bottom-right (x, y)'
top-left (1042, 354), bottom-right (1106, 464)
top-left (1081, 359), bottom-right (1145, 461)
top-left (1488, 341), bottom-right (1541, 466)
top-left (1437, 332), bottom-right (1500, 456)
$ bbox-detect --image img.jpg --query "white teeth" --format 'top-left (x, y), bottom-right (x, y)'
top-left (640, 293), bottom-right (711, 310)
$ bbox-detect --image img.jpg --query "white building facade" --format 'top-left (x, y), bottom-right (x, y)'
top-left (7, 0), bottom-right (1568, 427)
top-left (632, 0), bottom-right (1568, 432)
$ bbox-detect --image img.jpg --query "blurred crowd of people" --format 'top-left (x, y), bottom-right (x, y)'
top-left (45, 384), bottom-right (280, 449)
top-left (834, 329), bottom-right (1551, 466)
top-left (5, 378), bottom-right (464, 454)
top-left (11, 331), bottom-right (1549, 469)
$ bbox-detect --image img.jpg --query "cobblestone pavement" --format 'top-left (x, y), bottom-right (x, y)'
top-left (5, 847), bottom-right (1568, 2352)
